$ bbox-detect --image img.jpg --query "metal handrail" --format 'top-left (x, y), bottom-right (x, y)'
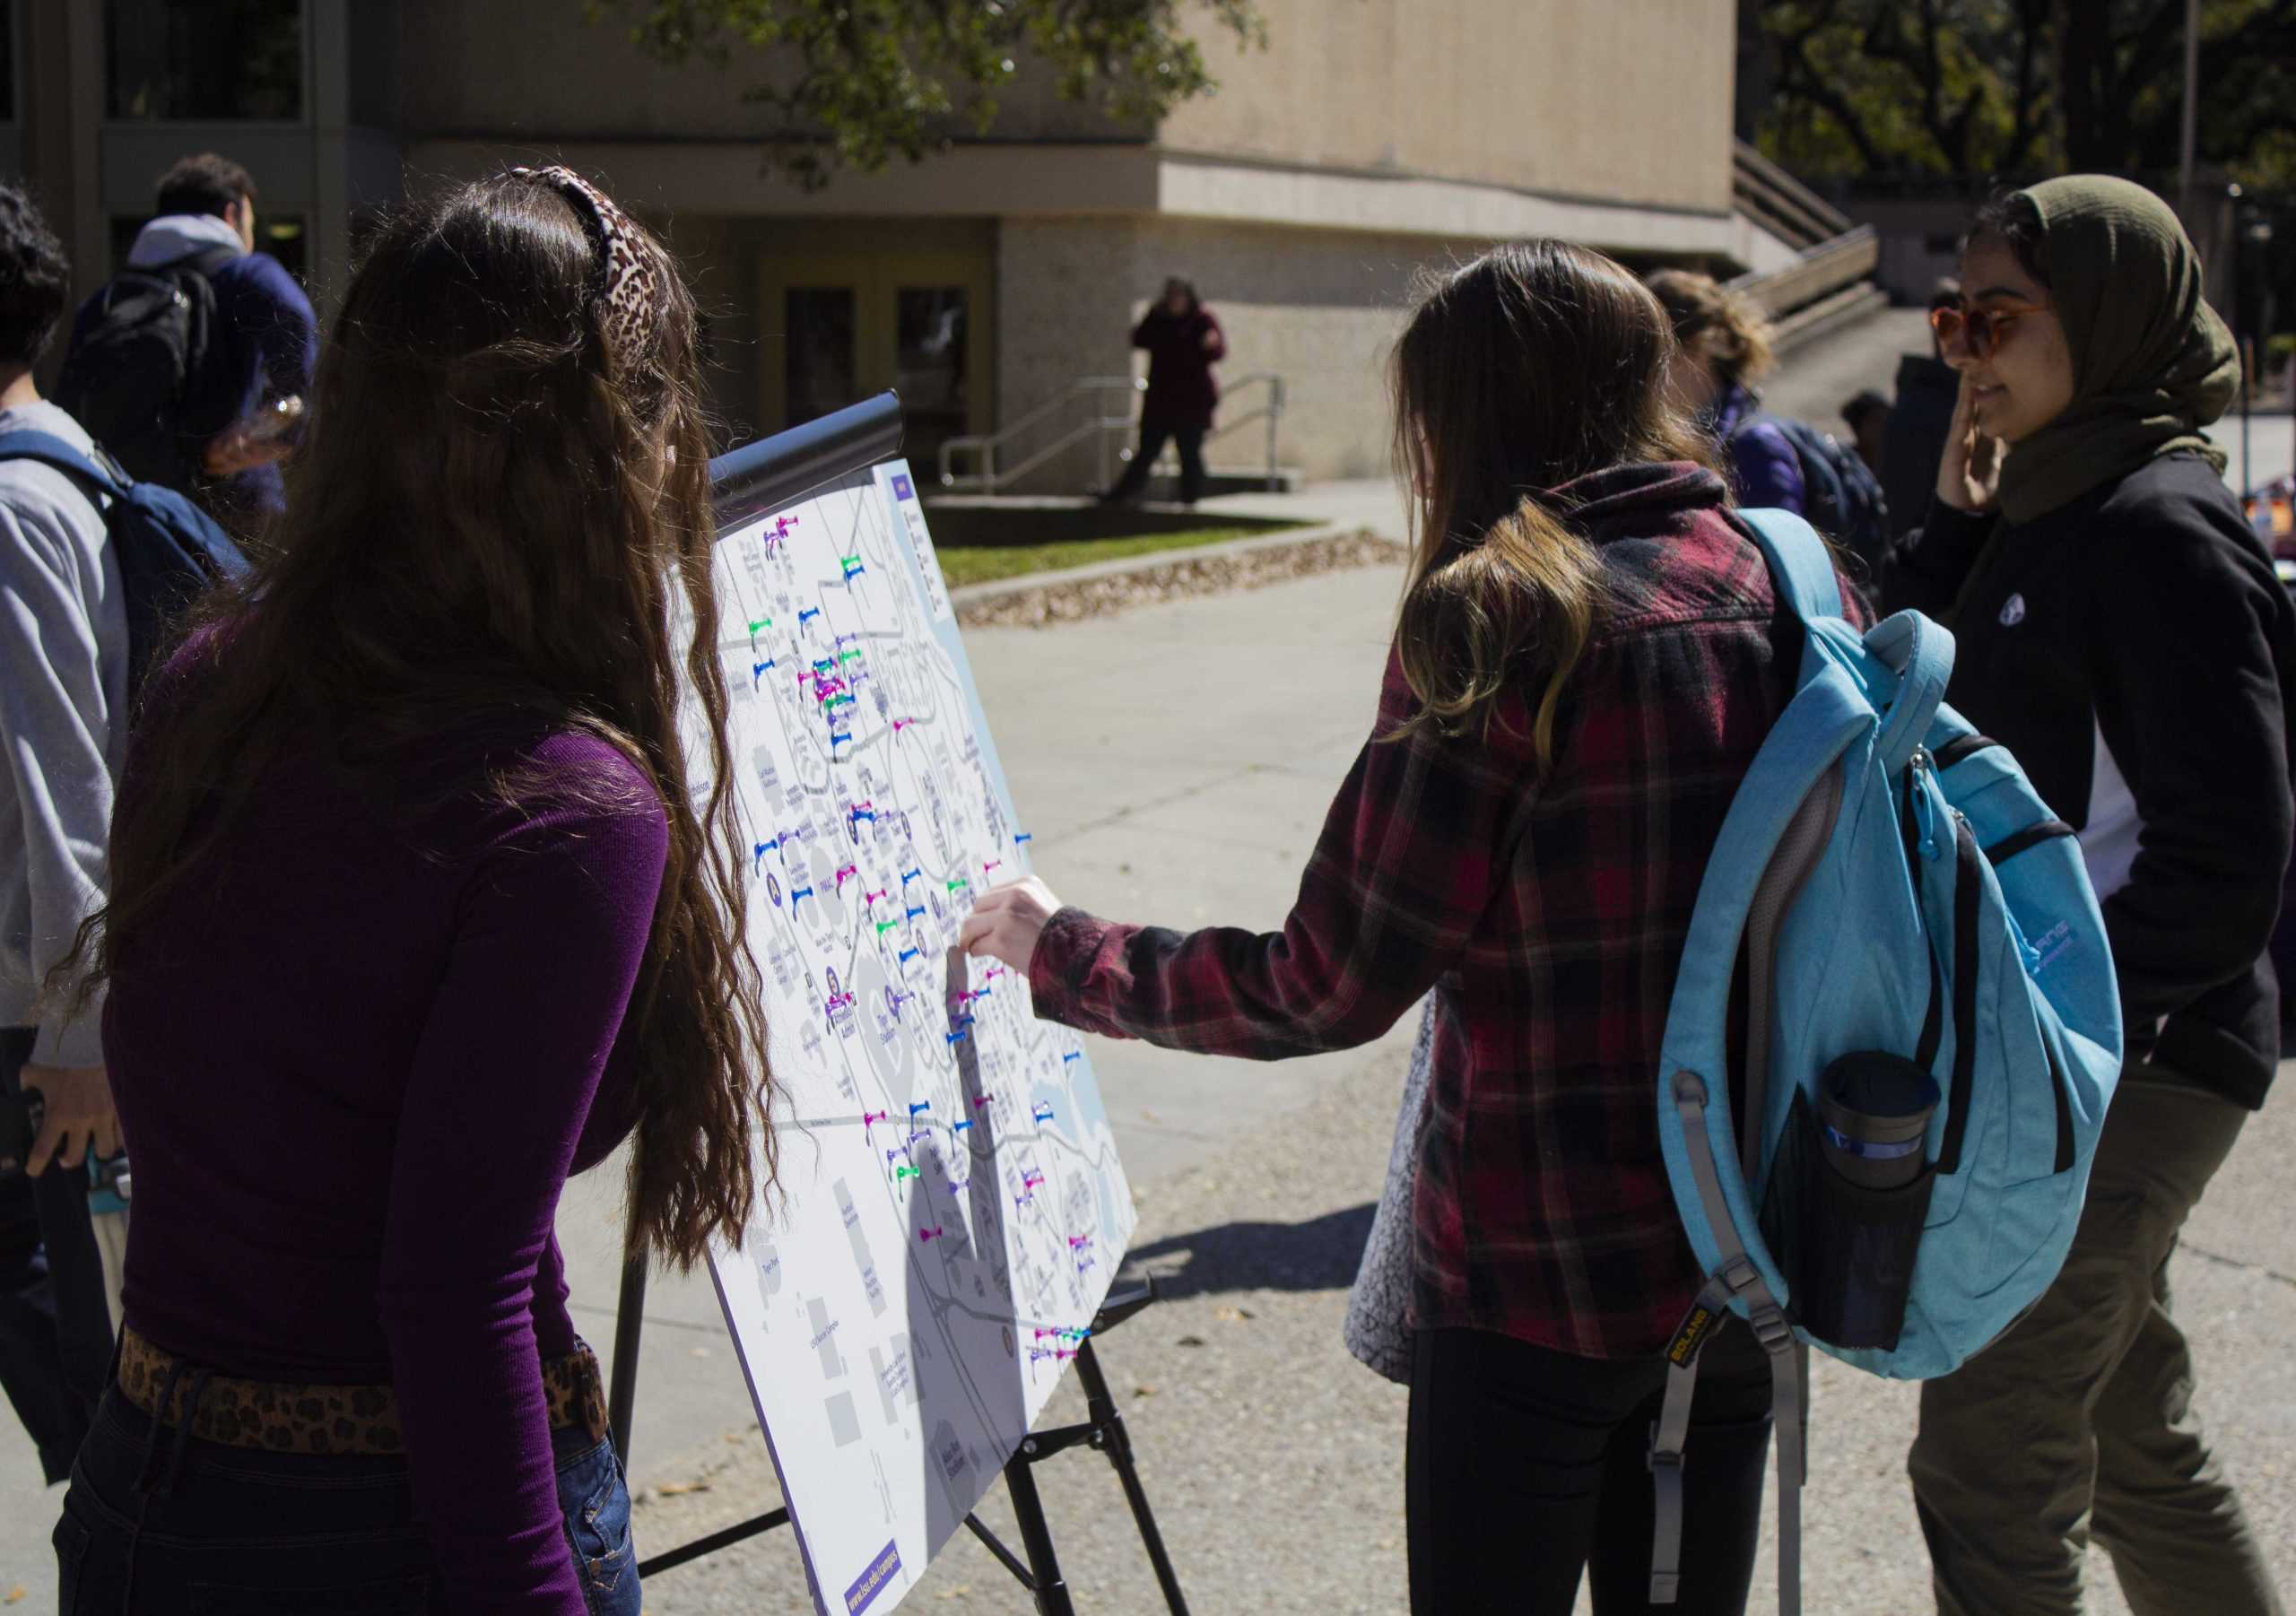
top-left (940, 369), bottom-right (1289, 495)
top-left (939, 376), bottom-right (1143, 493)
top-left (1124, 372), bottom-right (1288, 494)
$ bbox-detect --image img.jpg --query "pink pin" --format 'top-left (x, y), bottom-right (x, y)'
top-left (918, 1226), bottom-right (944, 1243)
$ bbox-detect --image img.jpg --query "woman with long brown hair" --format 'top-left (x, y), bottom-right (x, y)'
top-left (963, 240), bottom-right (1848, 1614)
top-left (49, 169), bottom-right (772, 1614)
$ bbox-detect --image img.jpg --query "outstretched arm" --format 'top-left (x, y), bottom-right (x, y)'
top-left (962, 651), bottom-right (1529, 1059)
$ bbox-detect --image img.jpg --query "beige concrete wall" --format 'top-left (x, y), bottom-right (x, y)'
top-left (1161, 0), bottom-right (1736, 215)
top-left (392, 0), bottom-right (1139, 144)
top-left (995, 216), bottom-right (1489, 491)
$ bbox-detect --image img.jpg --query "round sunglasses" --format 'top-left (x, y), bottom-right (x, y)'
top-left (1929, 298), bottom-right (2052, 361)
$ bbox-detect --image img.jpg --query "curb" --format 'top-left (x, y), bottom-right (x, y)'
top-left (944, 520), bottom-right (1372, 612)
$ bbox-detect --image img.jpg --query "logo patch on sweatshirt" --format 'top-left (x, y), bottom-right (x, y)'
top-left (1999, 593), bottom-right (2028, 627)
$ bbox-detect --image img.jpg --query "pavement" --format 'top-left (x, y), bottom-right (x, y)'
top-left (2, 302), bottom-right (2292, 1611)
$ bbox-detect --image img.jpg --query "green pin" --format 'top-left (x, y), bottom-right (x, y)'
top-left (839, 649), bottom-right (863, 664)
top-left (947, 878), bottom-right (969, 893)
top-left (875, 919), bottom-right (898, 935)
top-left (748, 618), bottom-right (771, 637)
top-left (894, 1166), bottom-right (920, 1181)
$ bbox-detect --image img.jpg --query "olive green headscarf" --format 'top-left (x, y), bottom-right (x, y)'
top-left (1992, 175), bottom-right (2239, 526)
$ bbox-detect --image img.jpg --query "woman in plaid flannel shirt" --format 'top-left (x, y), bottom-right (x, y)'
top-left (965, 241), bottom-right (1834, 1615)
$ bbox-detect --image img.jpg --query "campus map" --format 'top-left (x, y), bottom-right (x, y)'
top-left (693, 462), bottom-right (1136, 1616)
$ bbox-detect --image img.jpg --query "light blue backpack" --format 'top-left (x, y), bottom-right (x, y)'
top-left (1648, 508), bottom-right (2124, 1614)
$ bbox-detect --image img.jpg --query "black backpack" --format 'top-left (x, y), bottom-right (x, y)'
top-left (54, 246), bottom-right (239, 496)
top-left (1741, 412), bottom-right (1891, 579)
top-left (0, 430), bottom-right (248, 700)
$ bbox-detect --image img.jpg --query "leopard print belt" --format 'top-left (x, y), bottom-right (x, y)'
top-left (117, 1325), bottom-right (611, 1456)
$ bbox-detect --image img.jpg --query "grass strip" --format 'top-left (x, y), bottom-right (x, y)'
top-left (935, 525), bottom-right (1309, 589)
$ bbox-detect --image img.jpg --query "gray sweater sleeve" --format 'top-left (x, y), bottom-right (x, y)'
top-left (0, 501), bottom-right (114, 1065)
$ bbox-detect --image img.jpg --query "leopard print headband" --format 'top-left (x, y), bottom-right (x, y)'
top-left (511, 166), bottom-right (663, 369)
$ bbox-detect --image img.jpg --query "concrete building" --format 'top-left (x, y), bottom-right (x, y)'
top-left (6, 0), bottom-right (1848, 491)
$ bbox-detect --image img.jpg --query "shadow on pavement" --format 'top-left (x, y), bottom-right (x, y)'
top-left (1120, 1203), bottom-right (1375, 1299)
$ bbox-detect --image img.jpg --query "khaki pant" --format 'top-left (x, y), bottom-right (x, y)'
top-left (1909, 1072), bottom-right (2284, 1616)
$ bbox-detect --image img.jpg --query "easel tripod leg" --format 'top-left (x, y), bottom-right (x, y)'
top-left (1073, 1341), bottom-right (1190, 1615)
top-left (1003, 1447), bottom-right (1079, 1616)
top-left (607, 1226), bottom-right (649, 1464)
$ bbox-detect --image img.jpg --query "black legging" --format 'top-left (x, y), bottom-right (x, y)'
top-left (1406, 1322), bottom-right (1775, 1615)
top-left (1109, 417), bottom-right (1209, 503)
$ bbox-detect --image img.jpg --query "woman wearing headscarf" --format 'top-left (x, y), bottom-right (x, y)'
top-left (1886, 176), bottom-right (2293, 1616)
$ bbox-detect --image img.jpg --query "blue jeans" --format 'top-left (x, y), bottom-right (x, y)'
top-left (54, 1386), bottom-right (639, 1614)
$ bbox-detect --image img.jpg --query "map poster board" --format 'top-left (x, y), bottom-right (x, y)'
top-left (691, 454), bottom-right (1135, 1616)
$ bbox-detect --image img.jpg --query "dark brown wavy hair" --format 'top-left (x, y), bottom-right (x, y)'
top-left (1389, 240), bottom-right (1718, 760)
top-left (66, 172), bottom-right (773, 1269)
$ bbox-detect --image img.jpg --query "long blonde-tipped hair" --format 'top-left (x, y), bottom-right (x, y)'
top-left (1389, 240), bottom-right (1718, 762)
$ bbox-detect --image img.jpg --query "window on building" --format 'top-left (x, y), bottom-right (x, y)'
top-left (1, 1), bottom-right (16, 122)
top-left (785, 288), bottom-right (857, 429)
top-left (107, 0), bottom-right (303, 122)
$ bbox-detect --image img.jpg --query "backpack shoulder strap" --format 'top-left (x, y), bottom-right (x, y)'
top-left (0, 430), bottom-right (129, 500)
top-left (1735, 506), bottom-right (1844, 623)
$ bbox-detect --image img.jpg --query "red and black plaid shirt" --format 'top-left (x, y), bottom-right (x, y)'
top-left (1028, 462), bottom-right (1848, 1358)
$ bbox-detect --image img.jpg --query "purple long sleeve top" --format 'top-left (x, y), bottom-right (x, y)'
top-left (102, 650), bottom-right (667, 1614)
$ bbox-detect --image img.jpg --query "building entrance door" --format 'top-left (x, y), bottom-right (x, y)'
top-left (761, 249), bottom-right (991, 476)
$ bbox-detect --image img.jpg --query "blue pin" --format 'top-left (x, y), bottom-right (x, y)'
top-left (899, 947), bottom-right (921, 965)
top-left (798, 608), bottom-right (822, 626)
top-left (830, 731), bottom-right (851, 750)
top-left (909, 1101), bottom-right (931, 1116)
top-left (1014, 832), bottom-right (1033, 844)
top-left (946, 1029), bottom-right (970, 1047)
top-left (906, 905), bottom-right (926, 921)
top-left (752, 659), bottom-right (774, 686)
top-left (791, 885), bottom-right (814, 907)
top-left (953, 1119), bottom-right (973, 1134)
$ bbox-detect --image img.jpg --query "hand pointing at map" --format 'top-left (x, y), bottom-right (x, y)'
top-left (961, 876), bottom-right (1065, 972)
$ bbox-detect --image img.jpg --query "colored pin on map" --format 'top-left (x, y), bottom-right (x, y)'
top-left (899, 947), bottom-right (922, 965)
top-left (901, 868), bottom-right (922, 885)
top-left (972, 1096), bottom-right (994, 1108)
top-left (1014, 833), bottom-right (1033, 845)
top-left (906, 904), bottom-right (926, 921)
top-left (892, 718), bottom-right (915, 734)
top-left (861, 1109), bottom-right (889, 1128)
top-left (747, 616), bottom-right (772, 639)
top-left (918, 1226), bottom-right (944, 1243)
top-left (947, 877), bottom-right (970, 895)
top-left (865, 889), bottom-right (887, 905)
top-left (909, 1101), bottom-right (932, 1116)
top-left (840, 554), bottom-right (866, 580)
top-left (752, 841), bottom-right (774, 873)
top-left (830, 732), bottom-right (852, 751)
top-left (1032, 1104), bottom-right (1056, 1123)
top-left (790, 885), bottom-right (815, 908)
top-left (982, 859), bottom-right (1003, 877)
top-left (875, 919), bottom-right (900, 936)
top-left (1061, 1052), bottom-right (1082, 1065)
top-left (838, 649), bottom-right (864, 665)
top-left (798, 607), bottom-right (822, 627)
top-left (1068, 1235), bottom-right (1092, 1249)
top-left (952, 1119), bottom-right (973, 1134)
top-left (834, 864), bottom-right (858, 891)
top-left (944, 1029), bottom-right (970, 1047)
top-left (751, 660), bottom-right (774, 687)
top-left (893, 1165), bottom-right (920, 1182)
